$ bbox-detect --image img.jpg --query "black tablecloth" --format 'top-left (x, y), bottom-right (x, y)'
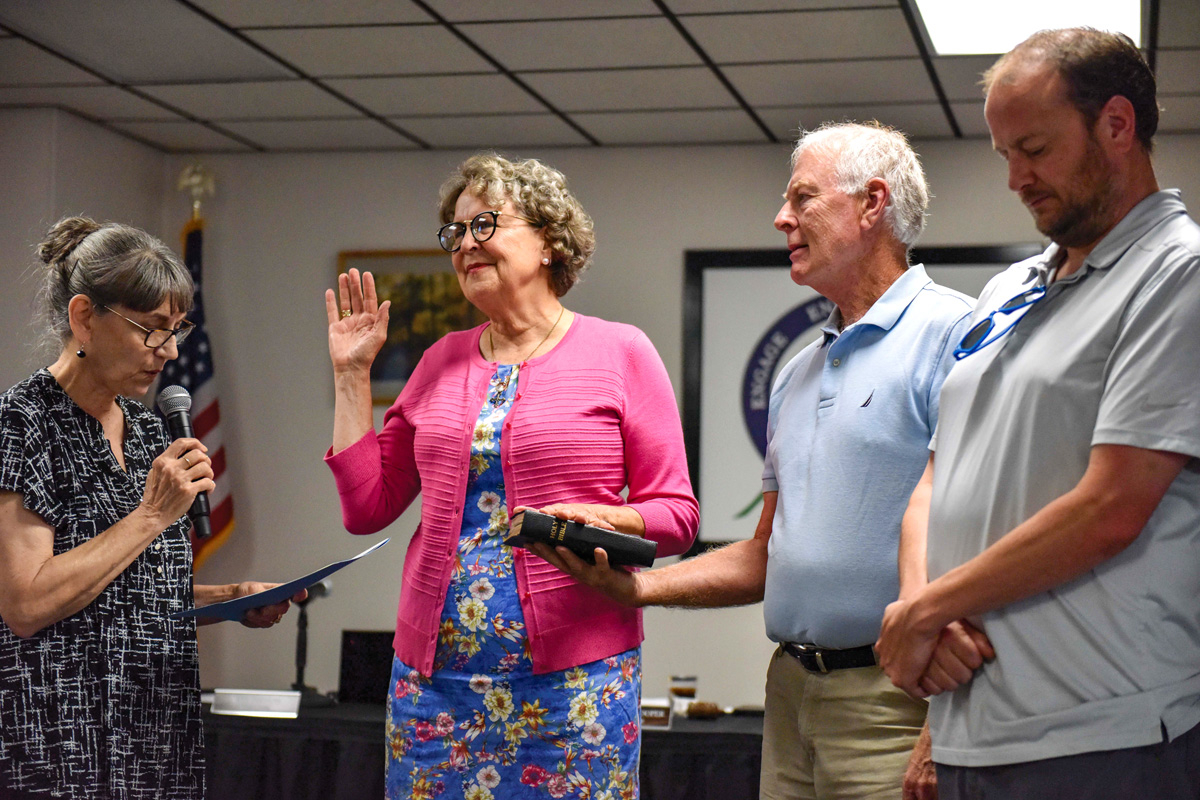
top-left (204, 703), bottom-right (761, 800)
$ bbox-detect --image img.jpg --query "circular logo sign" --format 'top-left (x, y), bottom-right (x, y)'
top-left (741, 296), bottom-right (834, 458)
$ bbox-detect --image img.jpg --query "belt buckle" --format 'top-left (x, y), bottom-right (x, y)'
top-left (794, 643), bottom-right (829, 674)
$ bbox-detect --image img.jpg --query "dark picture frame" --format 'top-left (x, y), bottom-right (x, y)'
top-left (681, 245), bottom-right (1044, 557)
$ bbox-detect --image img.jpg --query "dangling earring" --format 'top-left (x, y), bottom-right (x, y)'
top-left (76, 348), bottom-right (86, 358)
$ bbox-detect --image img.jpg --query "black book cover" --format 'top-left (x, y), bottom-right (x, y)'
top-left (506, 510), bottom-right (657, 568)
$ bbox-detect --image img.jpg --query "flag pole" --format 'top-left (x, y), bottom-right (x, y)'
top-left (171, 164), bottom-right (233, 569)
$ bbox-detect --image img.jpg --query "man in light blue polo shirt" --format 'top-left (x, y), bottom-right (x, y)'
top-left (878, 29), bottom-right (1200, 799)
top-left (534, 122), bottom-right (985, 800)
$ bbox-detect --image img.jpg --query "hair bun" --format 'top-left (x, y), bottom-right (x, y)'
top-left (38, 216), bottom-right (101, 266)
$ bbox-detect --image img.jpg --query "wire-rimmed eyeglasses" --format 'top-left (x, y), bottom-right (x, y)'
top-left (952, 285), bottom-right (1046, 360)
top-left (100, 305), bottom-right (195, 348)
top-left (437, 210), bottom-right (539, 253)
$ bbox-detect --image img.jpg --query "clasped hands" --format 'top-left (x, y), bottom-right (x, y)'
top-left (876, 595), bottom-right (994, 699)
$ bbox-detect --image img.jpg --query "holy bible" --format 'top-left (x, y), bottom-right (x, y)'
top-left (506, 510), bottom-right (657, 568)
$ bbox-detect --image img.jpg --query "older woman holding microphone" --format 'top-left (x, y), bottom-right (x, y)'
top-left (0, 217), bottom-right (301, 799)
top-left (325, 153), bottom-right (697, 799)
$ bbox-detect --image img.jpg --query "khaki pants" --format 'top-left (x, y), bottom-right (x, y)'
top-left (761, 644), bottom-right (927, 800)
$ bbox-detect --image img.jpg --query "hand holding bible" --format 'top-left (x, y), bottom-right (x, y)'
top-left (518, 506), bottom-right (648, 607)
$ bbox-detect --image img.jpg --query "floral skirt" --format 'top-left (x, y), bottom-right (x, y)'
top-left (386, 649), bottom-right (642, 800)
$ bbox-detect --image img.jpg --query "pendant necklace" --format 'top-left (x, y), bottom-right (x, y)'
top-left (487, 306), bottom-right (565, 407)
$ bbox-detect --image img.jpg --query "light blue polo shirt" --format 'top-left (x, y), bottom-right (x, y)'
top-left (761, 264), bottom-right (973, 648)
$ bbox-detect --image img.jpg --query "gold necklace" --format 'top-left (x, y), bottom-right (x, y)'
top-left (487, 306), bottom-right (565, 407)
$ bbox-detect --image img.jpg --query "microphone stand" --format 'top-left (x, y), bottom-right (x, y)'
top-left (292, 589), bottom-right (336, 708)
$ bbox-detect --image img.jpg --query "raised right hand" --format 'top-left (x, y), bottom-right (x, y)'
top-left (141, 438), bottom-right (215, 528)
top-left (325, 268), bottom-right (390, 374)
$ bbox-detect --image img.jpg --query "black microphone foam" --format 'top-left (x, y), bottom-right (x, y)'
top-left (156, 385), bottom-right (212, 539)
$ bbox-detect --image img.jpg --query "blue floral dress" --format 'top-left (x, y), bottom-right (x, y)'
top-left (386, 363), bottom-right (642, 800)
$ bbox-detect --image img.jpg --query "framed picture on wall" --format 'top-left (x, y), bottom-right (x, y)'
top-left (337, 250), bottom-right (485, 405)
top-left (681, 244), bottom-right (1044, 556)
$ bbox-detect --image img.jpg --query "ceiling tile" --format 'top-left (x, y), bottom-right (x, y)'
top-left (672, 0), bottom-right (887, 10)
top-left (245, 25), bottom-right (491, 77)
top-left (948, 101), bottom-right (990, 137)
top-left (220, 118), bottom-right (418, 150)
top-left (327, 74), bottom-right (543, 116)
top-left (457, 18), bottom-right (701, 71)
top-left (138, 80), bottom-right (355, 120)
top-left (1156, 49), bottom-right (1200, 96)
top-left (0, 85), bottom-right (179, 120)
top-left (1158, 0), bottom-right (1200, 49)
top-left (0, 0), bottom-right (291, 83)
top-left (109, 121), bottom-right (256, 152)
top-left (681, 9), bottom-right (917, 63)
top-left (726, 59), bottom-right (937, 106)
top-left (394, 113), bottom-right (591, 148)
top-left (0, 38), bottom-right (104, 86)
top-left (572, 109), bottom-right (766, 144)
top-left (1159, 94), bottom-right (1200, 133)
top-left (758, 103), bottom-right (955, 140)
top-left (521, 67), bottom-right (735, 112)
top-left (423, 0), bottom-right (657, 21)
top-left (932, 56), bottom-right (997, 101)
top-left (189, 0), bottom-right (431, 27)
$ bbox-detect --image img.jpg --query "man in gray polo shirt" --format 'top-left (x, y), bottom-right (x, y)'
top-left (878, 28), bottom-right (1200, 798)
top-left (533, 122), bottom-right (987, 800)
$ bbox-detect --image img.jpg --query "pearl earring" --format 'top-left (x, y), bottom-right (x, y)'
top-left (76, 349), bottom-right (86, 358)
top-left (542, 257), bottom-right (550, 265)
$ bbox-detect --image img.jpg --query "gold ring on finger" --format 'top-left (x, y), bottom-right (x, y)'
top-left (340, 309), bottom-right (352, 318)
top-left (183, 455), bottom-right (192, 467)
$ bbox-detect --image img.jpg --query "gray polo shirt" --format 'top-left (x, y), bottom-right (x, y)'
top-left (927, 190), bottom-right (1200, 767)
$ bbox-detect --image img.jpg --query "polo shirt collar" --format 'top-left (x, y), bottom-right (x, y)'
top-left (821, 263), bottom-right (932, 342)
top-left (1028, 189), bottom-right (1186, 284)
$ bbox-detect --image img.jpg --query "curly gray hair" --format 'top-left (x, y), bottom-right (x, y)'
top-left (439, 153), bottom-right (595, 297)
top-left (790, 121), bottom-right (929, 249)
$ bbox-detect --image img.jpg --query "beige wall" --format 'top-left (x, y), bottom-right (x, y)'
top-left (0, 109), bottom-right (165, 388)
top-left (4, 107), bottom-right (1200, 707)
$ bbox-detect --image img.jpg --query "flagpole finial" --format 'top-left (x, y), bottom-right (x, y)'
top-left (177, 164), bottom-right (215, 221)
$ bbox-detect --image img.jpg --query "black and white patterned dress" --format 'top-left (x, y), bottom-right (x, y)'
top-left (0, 369), bottom-right (203, 799)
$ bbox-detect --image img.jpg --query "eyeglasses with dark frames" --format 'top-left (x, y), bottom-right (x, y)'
top-left (100, 305), bottom-right (195, 349)
top-left (437, 210), bottom-right (539, 253)
top-left (952, 285), bottom-right (1046, 360)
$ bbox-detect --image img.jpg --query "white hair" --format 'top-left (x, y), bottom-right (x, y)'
top-left (790, 122), bottom-right (930, 248)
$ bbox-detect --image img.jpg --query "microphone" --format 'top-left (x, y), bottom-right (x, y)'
top-left (156, 385), bottom-right (212, 539)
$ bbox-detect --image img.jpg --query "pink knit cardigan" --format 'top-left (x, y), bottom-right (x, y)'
top-left (325, 314), bottom-right (699, 675)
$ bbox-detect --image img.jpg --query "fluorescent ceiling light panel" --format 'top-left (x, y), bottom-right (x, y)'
top-left (914, 0), bottom-right (1142, 55)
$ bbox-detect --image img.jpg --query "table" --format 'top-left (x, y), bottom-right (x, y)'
top-left (642, 715), bottom-right (763, 800)
top-left (204, 704), bottom-right (761, 800)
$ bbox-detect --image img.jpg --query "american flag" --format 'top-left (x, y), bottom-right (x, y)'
top-left (159, 217), bottom-right (233, 568)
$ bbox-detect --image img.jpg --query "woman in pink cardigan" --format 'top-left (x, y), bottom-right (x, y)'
top-left (324, 154), bottom-right (697, 799)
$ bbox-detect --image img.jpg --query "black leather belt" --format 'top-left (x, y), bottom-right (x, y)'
top-left (782, 642), bottom-right (878, 674)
